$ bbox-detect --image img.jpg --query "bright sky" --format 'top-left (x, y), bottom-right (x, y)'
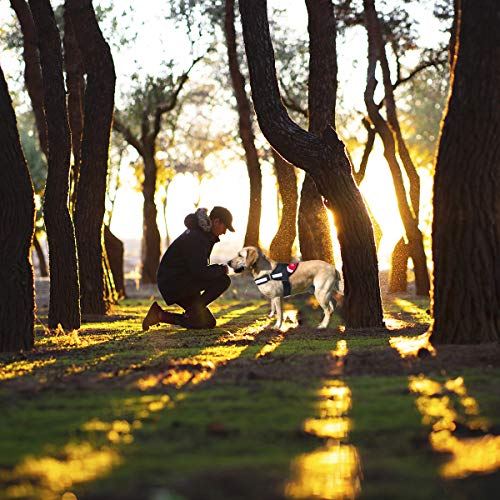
top-left (0, 0), bottom-right (444, 269)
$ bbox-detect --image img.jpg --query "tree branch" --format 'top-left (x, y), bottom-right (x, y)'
top-left (113, 117), bottom-right (144, 156)
top-left (152, 53), bottom-right (205, 139)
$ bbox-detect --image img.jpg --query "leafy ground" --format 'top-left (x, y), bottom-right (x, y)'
top-left (0, 277), bottom-right (499, 500)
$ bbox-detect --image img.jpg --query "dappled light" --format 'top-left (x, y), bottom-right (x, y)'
top-left (389, 331), bottom-right (435, 358)
top-left (2, 393), bottom-right (172, 498)
top-left (286, 445), bottom-right (361, 500)
top-left (3, 442), bottom-right (121, 499)
top-left (0, 358), bottom-right (56, 381)
top-left (409, 375), bottom-right (500, 479)
top-left (286, 340), bottom-right (361, 499)
top-left (133, 308), bottom-right (272, 391)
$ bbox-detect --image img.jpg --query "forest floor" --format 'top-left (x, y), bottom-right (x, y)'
top-left (0, 274), bottom-right (499, 500)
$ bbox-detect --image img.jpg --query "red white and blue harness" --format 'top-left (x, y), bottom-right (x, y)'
top-left (254, 262), bottom-right (299, 297)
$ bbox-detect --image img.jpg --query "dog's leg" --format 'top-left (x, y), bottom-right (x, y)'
top-left (316, 289), bottom-right (334, 329)
top-left (268, 299), bottom-right (276, 318)
top-left (273, 297), bottom-right (283, 329)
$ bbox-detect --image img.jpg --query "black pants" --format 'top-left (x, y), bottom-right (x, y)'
top-left (160, 274), bottom-right (230, 329)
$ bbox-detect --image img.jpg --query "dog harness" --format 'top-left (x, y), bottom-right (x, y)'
top-left (254, 262), bottom-right (299, 297)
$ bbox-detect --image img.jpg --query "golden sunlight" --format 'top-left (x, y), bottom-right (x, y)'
top-left (409, 375), bottom-right (500, 479)
top-left (6, 442), bottom-right (121, 499)
top-left (389, 331), bottom-right (435, 358)
top-left (285, 377), bottom-right (362, 500)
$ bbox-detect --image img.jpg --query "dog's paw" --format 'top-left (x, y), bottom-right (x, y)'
top-left (272, 322), bottom-right (282, 330)
top-left (268, 312), bottom-right (275, 319)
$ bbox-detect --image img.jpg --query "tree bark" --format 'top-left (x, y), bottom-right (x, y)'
top-left (33, 232), bottom-right (48, 277)
top-left (224, 0), bottom-right (262, 247)
top-left (298, 0), bottom-right (337, 264)
top-left (239, 0), bottom-right (384, 328)
top-left (29, 0), bottom-right (81, 330)
top-left (141, 150), bottom-right (161, 284)
top-left (389, 237), bottom-right (409, 293)
top-left (269, 150), bottom-right (298, 262)
top-left (430, 0), bottom-right (500, 344)
top-left (10, 0), bottom-right (48, 157)
top-left (63, 6), bottom-right (85, 210)
top-left (104, 225), bottom-right (126, 299)
top-left (0, 65), bottom-right (36, 352)
top-left (363, 0), bottom-right (430, 296)
top-left (298, 174), bottom-right (335, 263)
top-left (67, 0), bottom-right (116, 315)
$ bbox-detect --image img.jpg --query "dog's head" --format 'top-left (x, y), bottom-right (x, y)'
top-left (227, 247), bottom-right (260, 273)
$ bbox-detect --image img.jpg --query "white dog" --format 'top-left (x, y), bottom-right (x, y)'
top-left (228, 247), bottom-right (343, 329)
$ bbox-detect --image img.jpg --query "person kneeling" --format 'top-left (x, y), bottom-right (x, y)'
top-left (142, 206), bottom-right (234, 330)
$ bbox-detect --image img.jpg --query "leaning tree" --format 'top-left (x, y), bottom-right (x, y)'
top-left (239, 0), bottom-right (383, 328)
top-left (430, 0), bottom-right (500, 344)
top-left (0, 65), bottom-right (36, 352)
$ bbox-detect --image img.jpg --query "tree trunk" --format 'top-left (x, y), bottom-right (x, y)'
top-left (363, 0), bottom-right (430, 297)
top-left (389, 237), bottom-right (408, 293)
top-left (29, 0), bottom-right (80, 330)
top-left (104, 225), bottom-right (126, 299)
top-left (10, 0), bottom-right (48, 157)
top-left (269, 150), bottom-right (298, 262)
top-left (298, 0), bottom-right (337, 264)
top-left (224, 0), bottom-right (262, 247)
top-left (0, 65), bottom-right (36, 352)
top-left (430, 0), bottom-right (500, 344)
top-left (298, 174), bottom-right (335, 263)
top-left (239, 0), bottom-right (384, 328)
top-left (141, 152), bottom-right (161, 284)
top-left (63, 6), bottom-right (85, 210)
top-left (33, 233), bottom-right (48, 277)
top-left (363, 0), bottom-right (429, 296)
top-left (67, 0), bottom-right (116, 315)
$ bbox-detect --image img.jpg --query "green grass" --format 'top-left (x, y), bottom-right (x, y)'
top-left (0, 296), bottom-right (498, 499)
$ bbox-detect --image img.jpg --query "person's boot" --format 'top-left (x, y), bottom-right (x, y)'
top-left (142, 301), bottom-right (163, 331)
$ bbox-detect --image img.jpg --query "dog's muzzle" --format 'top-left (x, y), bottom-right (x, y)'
top-left (232, 267), bottom-right (245, 274)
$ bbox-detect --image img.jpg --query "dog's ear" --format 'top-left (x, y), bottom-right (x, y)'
top-left (245, 247), bottom-right (259, 268)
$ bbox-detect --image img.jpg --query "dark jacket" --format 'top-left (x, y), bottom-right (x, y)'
top-left (157, 209), bottom-right (226, 304)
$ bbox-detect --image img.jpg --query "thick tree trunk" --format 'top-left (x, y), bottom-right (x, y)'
top-left (298, 174), bottom-right (335, 263)
top-left (33, 233), bottom-right (48, 277)
top-left (68, 0), bottom-right (116, 315)
top-left (224, 0), bottom-right (262, 247)
top-left (63, 6), bottom-right (85, 210)
top-left (430, 0), bottom-right (500, 344)
top-left (10, 0), bottom-right (48, 157)
top-left (29, 0), bottom-right (80, 330)
top-left (269, 150), bottom-right (298, 262)
top-left (0, 66), bottom-right (36, 352)
top-left (298, 0), bottom-right (337, 264)
top-left (104, 225), bottom-right (126, 299)
top-left (389, 237), bottom-right (409, 293)
top-left (239, 0), bottom-right (384, 328)
top-left (363, 0), bottom-right (430, 297)
top-left (141, 152), bottom-right (161, 284)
